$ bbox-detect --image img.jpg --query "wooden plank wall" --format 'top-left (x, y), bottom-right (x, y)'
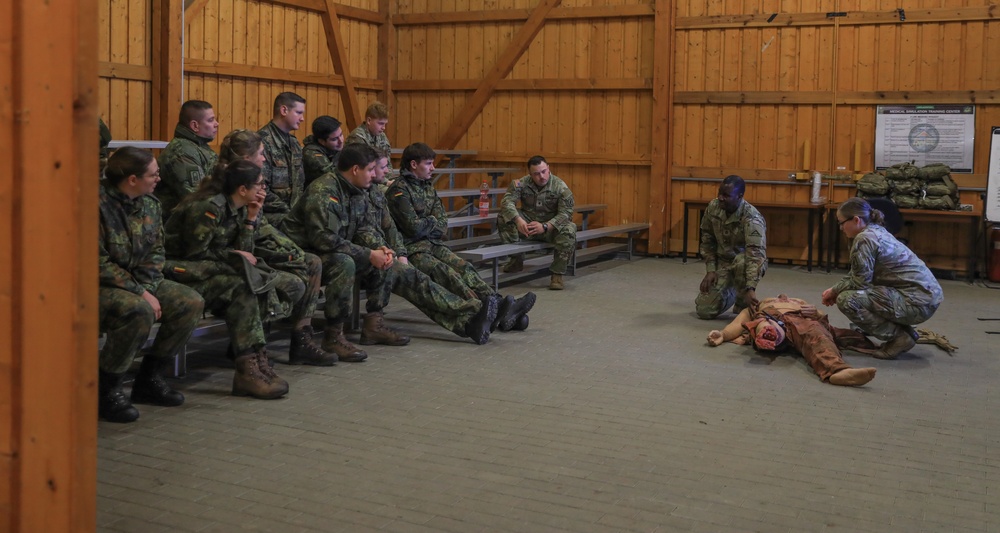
top-left (672, 0), bottom-right (1000, 274)
top-left (99, 0), bottom-right (153, 142)
top-left (392, 0), bottom-right (658, 235)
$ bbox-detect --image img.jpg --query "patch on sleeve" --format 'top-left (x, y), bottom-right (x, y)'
top-left (173, 266), bottom-right (187, 274)
top-left (203, 211), bottom-right (217, 220)
top-left (329, 196), bottom-right (340, 204)
top-left (393, 192), bottom-right (404, 197)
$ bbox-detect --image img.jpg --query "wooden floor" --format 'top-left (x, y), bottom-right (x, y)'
top-left (97, 257), bottom-right (998, 532)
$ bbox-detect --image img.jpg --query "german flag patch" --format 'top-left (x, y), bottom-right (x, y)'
top-left (329, 196), bottom-right (340, 204)
top-left (173, 267), bottom-right (187, 273)
top-left (393, 192), bottom-right (404, 197)
top-left (204, 211), bottom-right (217, 220)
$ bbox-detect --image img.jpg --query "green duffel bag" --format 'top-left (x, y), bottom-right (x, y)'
top-left (856, 172), bottom-right (890, 196)
top-left (892, 178), bottom-right (924, 195)
top-left (900, 162), bottom-right (920, 179)
top-left (891, 193), bottom-right (921, 208)
top-left (924, 175), bottom-right (958, 197)
top-left (918, 163), bottom-right (951, 181)
top-left (919, 194), bottom-right (957, 210)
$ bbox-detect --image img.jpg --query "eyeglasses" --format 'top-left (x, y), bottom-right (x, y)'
top-left (838, 216), bottom-right (853, 229)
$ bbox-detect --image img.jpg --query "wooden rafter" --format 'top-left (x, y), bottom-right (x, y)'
top-left (152, 0), bottom-right (184, 141)
top-left (435, 0), bottom-right (562, 150)
top-left (648, 0), bottom-right (672, 254)
top-left (321, 0), bottom-right (363, 129)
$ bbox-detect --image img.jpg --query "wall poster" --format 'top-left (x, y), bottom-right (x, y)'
top-left (875, 104), bottom-right (975, 173)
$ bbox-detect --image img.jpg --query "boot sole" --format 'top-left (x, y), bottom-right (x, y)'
top-left (232, 387), bottom-right (288, 400)
top-left (287, 358), bottom-right (337, 367)
top-left (500, 293), bottom-right (536, 331)
top-left (359, 337), bottom-right (410, 346)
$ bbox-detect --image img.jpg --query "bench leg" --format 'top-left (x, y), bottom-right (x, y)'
top-left (351, 280), bottom-right (362, 332)
top-left (172, 346), bottom-right (187, 379)
top-left (491, 258), bottom-right (500, 291)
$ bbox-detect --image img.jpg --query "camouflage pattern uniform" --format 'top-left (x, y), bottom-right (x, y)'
top-left (696, 199), bottom-right (767, 319)
top-left (498, 174), bottom-right (577, 274)
top-left (99, 182), bottom-right (204, 374)
top-left (157, 124), bottom-right (219, 218)
top-left (99, 118), bottom-right (111, 177)
top-left (832, 224), bottom-right (943, 340)
top-left (345, 124), bottom-right (391, 154)
top-left (387, 169), bottom-right (491, 300)
top-left (254, 217), bottom-right (322, 327)
top-left (164, 194), bottom-right (306, 354)
top-left (281, 172), bottom-right (482, 336)
top-left (301, 134), bottom-right (339, 187)
top-left (258, 121), bottom-right (305, 228)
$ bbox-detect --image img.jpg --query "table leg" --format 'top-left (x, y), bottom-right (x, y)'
top-left (807, 208), bottom-right (815, 272)
top-left (682, 204), bottom-right (690, 263)
top-left (968, 215), bottom-right (979, 282)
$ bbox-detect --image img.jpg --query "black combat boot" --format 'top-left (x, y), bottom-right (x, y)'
top-left (498, 292), bottom-right (537, 331)
top-left (463, 296), bottom-right (499, 345)
top-left (288, 325), bottom-right (338, 366)
top-left (98, 370), bottom-right (140, 423)
top-left (130, 356), bottom-right (185, 407)
top-left (490, 294), bottom-right (513, 332)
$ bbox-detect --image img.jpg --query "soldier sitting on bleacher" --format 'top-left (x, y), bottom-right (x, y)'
top-left (387, 142), bottom-right (536, 331)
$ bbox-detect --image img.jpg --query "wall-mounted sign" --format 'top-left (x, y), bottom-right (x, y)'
top-left (875, 104), bottom-right (975, 173)
top-left (986, 126), bottom-right (1000, 223)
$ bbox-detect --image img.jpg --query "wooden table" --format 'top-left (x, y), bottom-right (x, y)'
top-left (680, 199), bottom-right (825, 272)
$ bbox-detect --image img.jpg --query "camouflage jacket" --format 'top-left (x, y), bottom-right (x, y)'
top-left (500, 174), bottom-right (575, 228)
top-left (258, 120), bottom-right (304, 227)
top-left (163, 193), bottom-right (254, 281)
top-left (280, 171), bottom-right (374, 266)
top-left (833, 224), bottom-right (943, 308)
top-left (301, 134), bottom-right (339, 187)
top-left (699, 199), bottom-right (767, 287)
top-left (157, 124), bottom-right (219, 217)
top-left (99, 181), bottom-right (165, 295)
top-left (345, 124), bottom-right (391, 154)
top-left (385, 169), bottom-right (448, 253)
top-left (360, 184), bottom-right (408, 257)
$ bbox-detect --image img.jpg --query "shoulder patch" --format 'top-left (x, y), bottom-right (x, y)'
top-left (204, 211), bottom-right (217, 220)
top-left (393, 191), bottom-right (404, 197)
top-left (329, 196), bottom-right (340, 204)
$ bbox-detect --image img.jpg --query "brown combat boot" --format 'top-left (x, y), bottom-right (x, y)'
top-left (322, 324), bottom-right (368, 362)
top-left (288, 325), bottom-right (337, 366)
top-left (874, 326), bottom-right (917, 359)
top-left (232, 351), bottom-right (288, 399)
top-left (360, 311), bottom-right (411, 346)
top-left (549, 274), bottom-right (564, 290)
top-left (255, 349), bottom-right (288, 389)
top-left (503, 254), bottom-right (524, 273)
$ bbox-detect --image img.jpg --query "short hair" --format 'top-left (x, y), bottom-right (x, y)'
top-left (365, 101), bottom-right (389, 120)
top-left (373, 147), bottom-right (391, 161)
top-left (337, 143), bottom-right (378, 172)
top-left (105, 147), bottom-right (154, 186)
top-left (527, 155), bottom-right (547, 168)
top-left (311, 115), bottom-right (342, 140)
top-left (179, 100), bottom-right (213, 125)
top-left (273, 92), bottom-right (306, 116)
top-left (401, 142), bottom-right (435, 170)
top-left (720, 175), bottom-right (746, 196)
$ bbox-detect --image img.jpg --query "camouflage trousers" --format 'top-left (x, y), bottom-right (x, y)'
top-left (497, 217), bottom-right (576, 274)
top-left (319, 252), bottom-right (481, 335)
top-left (696, 254), bottom-right (765, 319)
top-left (185, 270), bottom-right (304, 354)
top-left (99, 281), bottom-right (204, 374)
top-left (781, 313), bottom-right (875, 382)
top-left (271, 252), bottom-right (322, 326)
top-left (836, 286), bottom-right (939, 341)
top-left (408, 244), bottom-right (493, 301)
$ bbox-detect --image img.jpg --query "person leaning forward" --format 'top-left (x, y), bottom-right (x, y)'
top-left (258, 91), bottom-right (307, 228)
top-left (280, 144), bottom-right (499, 355)
top-left (498, 155), bottom-right (576, 290)
top-left (302, 115), bottom-right (344, 188)
top-left (696, 175), bottom-right (767, 319)
top-left (156, 100), bottom-right (220, 218)
top-left (98, 147), bottom-right (205, 423)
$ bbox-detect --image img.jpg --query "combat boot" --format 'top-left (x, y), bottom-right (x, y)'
top-left (322, 324), bottom-right (368, 362)
top-left (549, 274), bottom-right (564, 290)
top-left (130, 355), bottom-right (184, 407)
top-left (464, 296), bottom-right (499, 345)
top-left (288, 325), bottom-right (337, 366)
top-left (498, 292), bottom-right (537, 331)
top-left (98, 370), bottom-right (140, 423)
top-left (360, 311), bottom-right (411, 346)
top-left (874, 326), bottom-right (917, 359)
top-left (232, 351), bottom-right (288, 399)
top-left (503, 254), bottom-right (524, 273)
top-left (491, 294), bottom-right (513, 332)
top-left (255, 349), bottom-right (288, 389)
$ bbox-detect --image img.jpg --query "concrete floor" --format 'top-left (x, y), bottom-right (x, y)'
top-left (97, 257), bottom-right (999, 532)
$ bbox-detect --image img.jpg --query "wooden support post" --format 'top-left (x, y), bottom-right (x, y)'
top-left (2, 0), bottom-right (99, 531)
top-left (153, 0), bottom-right (185, 141)
top-left (378, 0), bottom-right (395, 109)
top-left (649, 0), bottom-right (673, 255)
top-left (435, 0), bottom-right (562, 150)
top-left (322, 0), bottom-right (363, 129)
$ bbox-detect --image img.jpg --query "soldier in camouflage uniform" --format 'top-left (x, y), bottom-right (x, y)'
top-left (99, 147), bottom-right (205, 423)
top-left (215, 129), bottom-right (341, 366)
top-left (258, 92), bottom-right (306, 228)
top-left (156, 100), bottom-right (220, 218)
top-left (345, 101), bottom-right (392, 156)
top-left (99, 117), bottom-right (111, 177)
top-left (498, 155), bottom-right (577, 290)
top-left (302, 115), bottom-right (344, 187)
top-left (696, 175), bottom-right (767, 320)
top-left (822, 198), bottom-right (943, 359)
top-left (387, 143), bottom-right (536, 331)
top-left (281, 144), bottom-right (498, 356)
top-left (165, 160), bottom-right (304, 400)
top-left (707, 295), bottom-right (879, 387)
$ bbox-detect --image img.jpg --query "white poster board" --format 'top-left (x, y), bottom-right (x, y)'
top-left (986, 126), bottom-right (1000, 223)
top-left (875, 104), bottom-right (975, 173)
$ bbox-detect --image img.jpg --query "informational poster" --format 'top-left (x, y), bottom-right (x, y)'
top-left (875, 104), bottom-right (975, 173)
top-left (986, 126), bottom-right (1000, 223)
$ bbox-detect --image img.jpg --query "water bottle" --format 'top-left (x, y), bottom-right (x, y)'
top-left (479, 181), bottom-right (490, 217)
